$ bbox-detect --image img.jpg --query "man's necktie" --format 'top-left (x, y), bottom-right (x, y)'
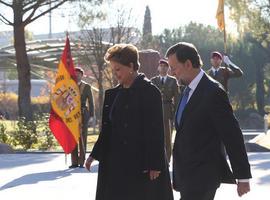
top-left (214, 70), bottom-right (218, 77)
top-left (161, 77), bottom-right (164, 85)
top-left (176, 86), bottom-right (191, 125)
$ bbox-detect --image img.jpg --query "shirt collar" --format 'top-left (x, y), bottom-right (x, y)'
top-left (211, 66), bottom-right (220, 72)
top-left (188, 69), bottom-right (204, 92)
top-left (159, 75), bottom-right (168, 80)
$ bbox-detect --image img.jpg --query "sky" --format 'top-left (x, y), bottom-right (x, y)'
top-left (0, 0), bottom-right (234, 35)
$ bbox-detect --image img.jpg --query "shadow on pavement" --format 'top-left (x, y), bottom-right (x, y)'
top-left (248, 153), bottom-right (270, 186)
top-left (89, 164), bottom-right (98, 173)
top-left (0, 154), bottom-right (61, 169)
top-left (0, 168), bottom-right (89, 191)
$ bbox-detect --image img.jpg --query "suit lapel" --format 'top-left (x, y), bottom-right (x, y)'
top-left (208, 70), bottom-right (214, 77)
top-left (164, 77), bottom-right (171, 87)
top-left (178, 74), bottom-right (208, 129)
top-left (155, 76), bottom-right (162, 87)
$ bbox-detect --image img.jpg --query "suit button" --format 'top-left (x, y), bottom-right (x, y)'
top-left (124, 123), bottom-right (128, 128)
top-left (123, 140), bottom-right (128, 145)
top-left (125, 105), bottom-right (129, 109)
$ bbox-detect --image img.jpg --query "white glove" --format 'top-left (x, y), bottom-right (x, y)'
top-left (223, 55), bottom-right (232, 66)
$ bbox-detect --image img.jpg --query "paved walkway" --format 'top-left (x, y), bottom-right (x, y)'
top-left (0, 153), bottom-right (269, 200)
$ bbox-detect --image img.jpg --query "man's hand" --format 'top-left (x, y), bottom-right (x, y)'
top-left (85, 156), bottom-right (94, 171)
top-left (237, 181), bottom-right (250, 197)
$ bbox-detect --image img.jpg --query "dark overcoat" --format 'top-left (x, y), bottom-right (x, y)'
top-left (91, 74), bottom-right (174, 200)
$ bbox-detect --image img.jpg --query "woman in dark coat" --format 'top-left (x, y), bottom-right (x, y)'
top-left (85, 44), bottom-right (173, 200)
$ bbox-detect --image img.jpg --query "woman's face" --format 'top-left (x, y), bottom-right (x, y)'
top-left (110, 61), bottom-right (133, 85)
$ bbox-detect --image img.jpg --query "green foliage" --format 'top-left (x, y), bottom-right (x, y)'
top-left (0, 114), bottom-right (58, 151)
top-left (36, 114), bottom-right (57, 150)
top-left (0, 122), bottom-right (8, 143)
top-left (12, 117), bottom-right (38, 150)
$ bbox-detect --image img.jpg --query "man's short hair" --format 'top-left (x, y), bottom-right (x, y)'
top-left (165, 42), bottom-right (203, 68)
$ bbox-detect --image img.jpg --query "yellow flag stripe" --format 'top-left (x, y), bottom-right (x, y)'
top-left (51, 60), bottom-right (81, 143)
top-left (216, 0), bottom-right (225, 31)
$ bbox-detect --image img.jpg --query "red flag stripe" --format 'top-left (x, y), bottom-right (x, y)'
top-left (61, 37), bottom-right (77, 81)
top-left (49, 110), bottom-right (77, 154)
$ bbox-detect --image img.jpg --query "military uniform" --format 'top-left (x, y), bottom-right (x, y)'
top-left (208, 52), bottom-right (243, 92)
top-left (151, 75), bottom-right (180, 162)
top-left (71, 80), bottom-right (94, 167)
top-left (207, 65), bottom-right (243, 92)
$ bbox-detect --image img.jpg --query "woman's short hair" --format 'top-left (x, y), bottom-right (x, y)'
top-left (165, 42), bottom-right (203, 68)
top-left (104, 44), bottom-right (140, 71)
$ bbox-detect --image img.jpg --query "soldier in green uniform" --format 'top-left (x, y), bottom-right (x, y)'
top-left (207, 51), bottom-right (243, 92)
top-left (69, 67), bottom-right (95, 168)
top-left (151, 59), bottom-right (180, 163)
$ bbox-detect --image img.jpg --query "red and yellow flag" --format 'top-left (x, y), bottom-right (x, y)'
top-left (49, 37), bottom-right (81, 154)
top-left (216, 0), bottom-right (225, 31)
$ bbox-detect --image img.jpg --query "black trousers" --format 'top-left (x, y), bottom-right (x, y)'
top-left (180, 188), bottom-right (217, 200)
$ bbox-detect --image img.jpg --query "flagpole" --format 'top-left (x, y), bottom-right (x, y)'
top-left (223, 4), bottom-right (227, 54)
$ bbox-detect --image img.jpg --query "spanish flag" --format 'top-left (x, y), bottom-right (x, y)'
top-left (216, 0), bottom-right (225, 31)
top-left (49, 37), bottom-right (81, 154)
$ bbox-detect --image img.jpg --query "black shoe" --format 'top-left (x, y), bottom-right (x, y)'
top-left (79, 164), bottom-right (84, 168)
top-left (69, 164), bottom-right (78, 168)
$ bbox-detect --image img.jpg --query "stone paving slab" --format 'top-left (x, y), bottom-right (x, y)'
top-left (0, 153), bottom-right (269, 200)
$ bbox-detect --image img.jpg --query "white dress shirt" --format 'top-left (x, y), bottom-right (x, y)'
top-left (159, 75), bottom-right (168, 83)
top-left (186, 69), bottom-right (204, 102)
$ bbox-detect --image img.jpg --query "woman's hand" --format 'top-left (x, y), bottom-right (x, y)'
top-left (85, 156), bottom-right (94, 171)
top-left (149, 170), bottom-right (161, 180)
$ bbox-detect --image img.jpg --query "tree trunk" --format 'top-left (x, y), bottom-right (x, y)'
top-left (14, 25), bottom-right (33, 120)
top-left (255, 64), bottom-right (265, 115)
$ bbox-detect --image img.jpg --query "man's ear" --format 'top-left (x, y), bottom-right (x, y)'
top-left (129, 62), bottom-right (135, 70)
top-left (185, 59), bottom-right (193, 69)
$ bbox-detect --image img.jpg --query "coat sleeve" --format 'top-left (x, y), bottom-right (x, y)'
top-left (210, 87), bottom-right (252, 179)
top-left (90, 91), bottom-right (108, 161)
top-left (227, 64), bottom-right (243, 78)
top-left (142, 84), bottom-right (166, 170)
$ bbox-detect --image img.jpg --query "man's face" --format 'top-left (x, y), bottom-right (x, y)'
top-left (76, 71), bottom-right (83, 83)
top-left (158, 63), bottom-right (169, 75)
top-left (211, 56), bottom-right (222, 68)
top-left (168, 53), bottom-right (188, 84)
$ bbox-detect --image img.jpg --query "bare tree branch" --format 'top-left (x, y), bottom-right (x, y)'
top-left (23, 0), bottom-right (62, 13)
top-left (23, 0), bottom-right (67, 25)
top-left (23, 0), bottom-right (44, 13)
top-left (0, 13), bottom-right (13, 25)
top-left (0, 0), bottom-right (12, 7)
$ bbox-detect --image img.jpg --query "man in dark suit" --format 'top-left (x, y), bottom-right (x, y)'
top-left (151, 59), bottom-right (180, 163)
top-left (69, 67), bottom-right (95, 168)
top-left (207, 51), bottom-right (243, 92)
top-left (166, 42), bottom-right (251, 200)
